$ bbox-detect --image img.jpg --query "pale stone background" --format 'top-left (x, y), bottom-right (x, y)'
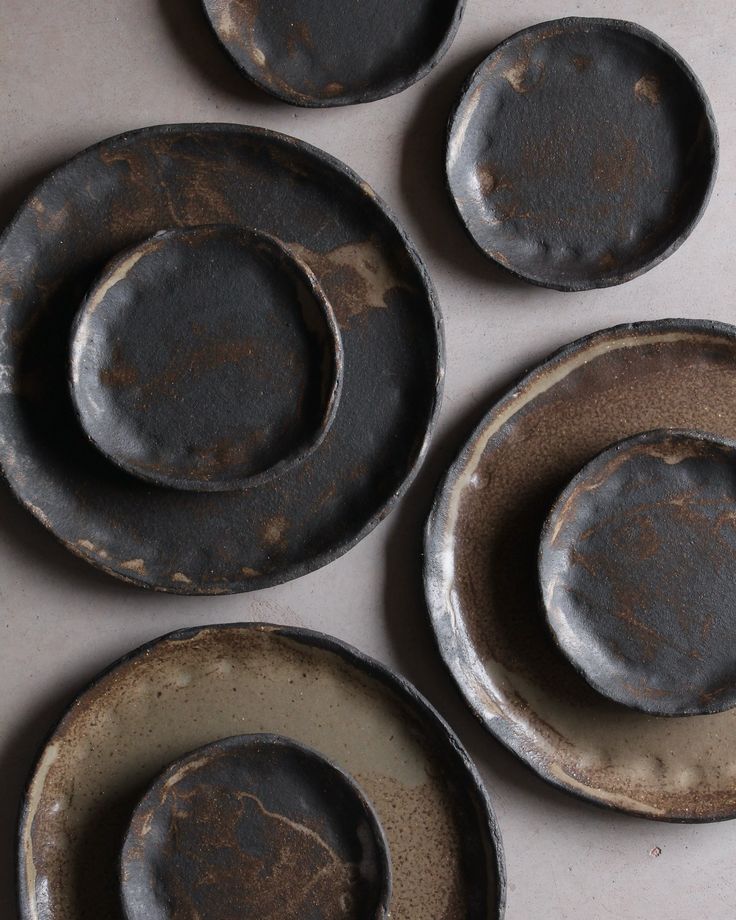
top-left (0, 1), bottom-right (734, 917)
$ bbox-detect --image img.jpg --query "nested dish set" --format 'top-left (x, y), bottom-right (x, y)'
top-left (1, 7), bottom-right (726, 920)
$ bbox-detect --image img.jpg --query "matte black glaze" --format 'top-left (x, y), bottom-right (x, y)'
top-left (540, 429), bottom-right (736, 717)
top-left (0, 124), bottom-right (443, 593)
top-left (447, 18), bottom-right (718, 290)
top-left (202, 0), bottom-right (465, 107)
top-left (121, 734), bottom-right (391, 920)
top-left (70, 226), bottom-right (343, 492)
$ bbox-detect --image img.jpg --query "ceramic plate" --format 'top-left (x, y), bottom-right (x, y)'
top-left (446, 18), bottom-right (718, 290)
top-left (426, 319), bottom-right (736, 821)
top-left (202, 0), bottom-right (465, 107)
top-left (19, 624), bottom-right (505, 919)
top-left (0, 124), bottom-right (443, 593)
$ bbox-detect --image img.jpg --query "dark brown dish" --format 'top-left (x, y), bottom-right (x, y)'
top-left (202, 0), bottom-right (465, 107)
top-left (446, 18), bottom-right (718, 290)
top-left (425, 319), bottom-right (736, 821)
top-left (70, 225), bottom-right (343, 492)
top-left (121, 733), bottom-right (391, 920)
top-left (18, 624), bottom-right (505, 920)
top-left (0, 124), bottom-right (443, 593)
top-left (540, 429), bottom-right (736, 717)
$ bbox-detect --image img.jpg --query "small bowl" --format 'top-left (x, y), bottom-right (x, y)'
top-left (539, 428), bottom-right (736, 716)
top-left (120, 733), bottom-right (392, 920)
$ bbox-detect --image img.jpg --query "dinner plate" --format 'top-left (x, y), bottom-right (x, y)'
top-left (425, 319), bottom-right (736, 821)
top-left (121, 733), bottom-right (391, 920)
top-left (540, 428), bottom-right (736, 717)
top-left (202, 0), bottom-right (465, 107)
top-left (0, 124), bottom-right (443, 593)
top-left (18, 624), bottom-right (506, 919)
top-left (70, 225), bottom-right (343, 492)
top-left (446, 18), bottom-right (718, 290)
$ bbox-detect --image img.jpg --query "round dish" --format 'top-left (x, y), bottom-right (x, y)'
top-left (121, 733), bottom-right (391, 920)
top-left (0, 124), bottom-right (443, 593)
top-left (70, 225), bottom-right (343, 492)
top-left (426, 319), bottom-right (736, 821)
top-left (446, 18), bottom-right (718, 291)
top-left (540, 429), bottom-right (736, 717)
top-left (18, 624), bottom-right (505, 920)
top-left (202, 0), bottom-right (465, 107)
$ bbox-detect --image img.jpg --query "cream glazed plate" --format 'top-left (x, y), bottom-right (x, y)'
top-left (19, 624), bottom-right (505, 919)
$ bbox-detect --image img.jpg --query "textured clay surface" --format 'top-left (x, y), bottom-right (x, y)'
top-left (426, 320), bottom-right (736, 821)
top-left (540, 429), bottom-right (736, 716)
top-left (447, 18), bottom-right (717, 290)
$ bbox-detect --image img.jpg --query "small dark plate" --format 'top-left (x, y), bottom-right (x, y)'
top-left (201, 0), bottom-right (465, 107)
top-left (70, 226), bottom-right (342, 492)
top-left (121, 733), bottom-right (391, 920)
top-left (540, 429), bottom-right (736, 717)
top-left (446, 18), bottom-right (718, 290)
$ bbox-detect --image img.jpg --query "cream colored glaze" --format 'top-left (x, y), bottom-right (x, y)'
top-left (22, 628), bottom-right (479, 920)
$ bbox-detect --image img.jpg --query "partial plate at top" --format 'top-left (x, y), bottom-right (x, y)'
top-left (540, 429), bottom-right (736, 717)
top-left (447, 18), bottom-right (718, 290)
top-left (202, 0), bottom-right (465, 107)
top-left (121, 734), bottom-right (391, 920)
top-left (426, 319), bottom-right (736, 821)
top-left (70, 225), bottom-right (342, 492)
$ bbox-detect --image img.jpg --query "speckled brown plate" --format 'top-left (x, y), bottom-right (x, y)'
top-left (425, 319), bottom-right (736, 821)
top-left (202, 0), bottom-right (465, 107)
top-left (540, 429), bottom-right (736, 718)
top-left (18, 624), bottom-right (505, 920)
top-left (446, 18), bottom-right (718, 291)
top-left (0, 124), bottom-right (443, 594)
top-left (70, 225), bottom-right (343, 492)
top-left (121, 733), bottom-right (392, 920)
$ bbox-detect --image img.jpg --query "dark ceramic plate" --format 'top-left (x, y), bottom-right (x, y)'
top-left (426, 319), bottom-right (736, 821)
top-left (70, 225), bottom-right (343, 492)
top-left (0, 124), bottom-right (443, 593)
top-left (446, 18), bottom-right (718, 291)
top-left (540, 429), bottom-right (736, 717)
top-left (121, 733), bottom-right (391, 920)
top-left (19, 623), bottom-right (506, 920)
top-left (202, 0), bottom-right (465, 107)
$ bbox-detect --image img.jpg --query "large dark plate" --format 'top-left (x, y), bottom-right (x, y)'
top-left (446, 18), bottom-right (718, 291)
top-left (425, 319), bottom-right (736, 821)
top-left (121, 733), bottom-right (392, 920)
top-left (540, 428), bottom-right (736, 718)
top-left (0, 124), bottom-right (443, 594)
top-left (202, 0), bottom-right (465, 107)
top-left (18, 623), bottom-right (506, 920)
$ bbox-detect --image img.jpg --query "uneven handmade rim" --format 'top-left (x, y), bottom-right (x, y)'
top-left (0, 123), bottom-right (444, 594)
top-left (539, 426), bottom-right (736, 718)
top-left (17, 623), bottom-right (506, 919)
top-left (425, 318), bottom-right (736, 821)
top-left (446, 17), bottom-right (720, 292)
top-left (201, 0), bottom-right (466, 108)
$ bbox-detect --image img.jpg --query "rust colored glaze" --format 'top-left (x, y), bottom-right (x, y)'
top-left (201, 0), bottom-right (464, 107)
top-left (0, 124), bottom-right (443, 593)
top-left (447, 18), bottom-right (718, 291)
top-left (121, 734), bottom-right (391, 920)
top-left (70, 225), bottom-right (343, 492)
top-left (18, 624), bottom-right (505, 920)
top-left (425, 319), bottom-right (736, 822)
top-left (540, 429), bottom-right (736, 717)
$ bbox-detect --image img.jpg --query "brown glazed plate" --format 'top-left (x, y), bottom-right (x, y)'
top-left (540, 429), bottom-right (736, 718)
top-left (70, 225), bottom-right (343, 492)
top-left (18, 623), bottom-right (506, 920)
top-left (446, 18), bottom-right (718, 291)
top-left (0, 123), bottom-right (443, 594)
top-left (425, 319), bottom-right (736, 821)
top-left (121, 733), bottom-right (392, 920)
top-left (201, 0), bottom-right (465, 107)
